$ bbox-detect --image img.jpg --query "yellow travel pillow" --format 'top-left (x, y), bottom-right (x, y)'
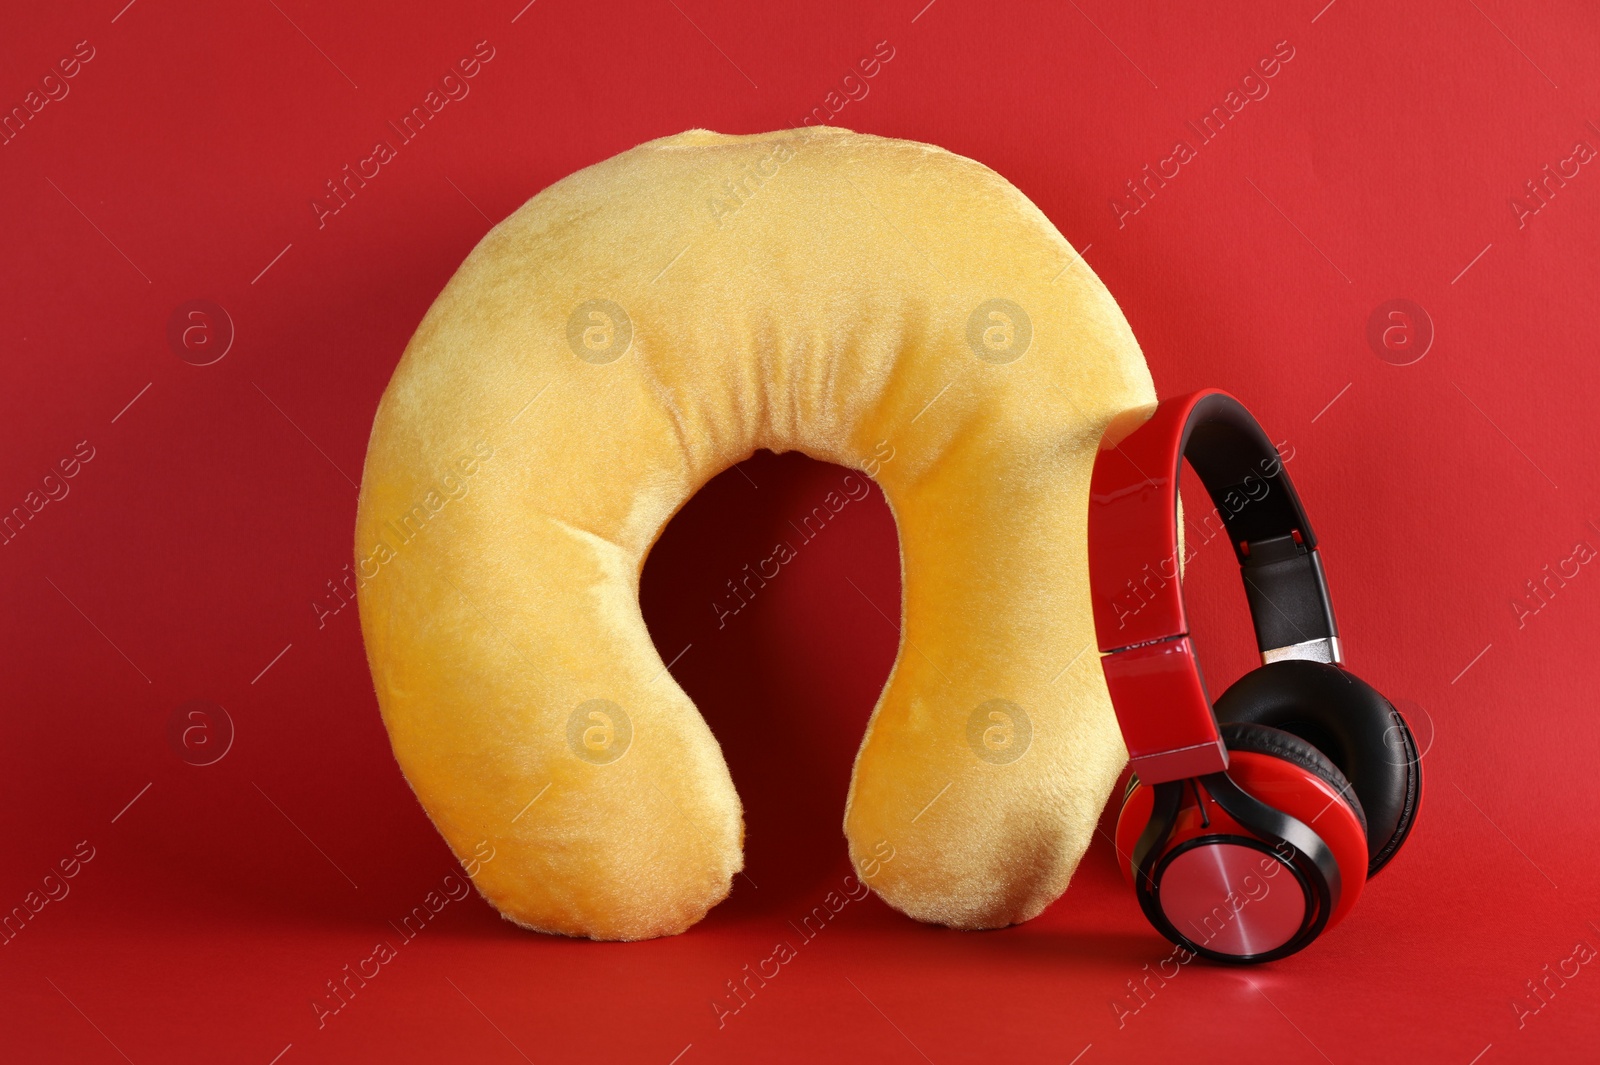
top-left (356, 127), bottom-right (1156, 940)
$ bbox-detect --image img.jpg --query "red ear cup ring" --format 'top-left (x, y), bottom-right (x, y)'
top-left (1219, 722), bottom-right (1369, 839)
top-left (1114, 737), bottom-right (1370, 962)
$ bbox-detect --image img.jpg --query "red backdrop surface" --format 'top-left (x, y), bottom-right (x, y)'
top-left (2, 1), bottom-right (1598, 1062)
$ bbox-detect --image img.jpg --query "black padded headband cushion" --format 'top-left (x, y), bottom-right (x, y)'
top-left (1182, 393), bottom-right (1316, 553)
top-left (1214, 661), bottom-right (1420, 876)
top-left (1179, 394), bottom-right (1340, 651)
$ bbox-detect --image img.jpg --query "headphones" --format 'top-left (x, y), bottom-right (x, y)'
top-left (1087, 390), bottom-right (1422, 963)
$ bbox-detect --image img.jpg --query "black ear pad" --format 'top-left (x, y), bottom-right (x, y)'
top-left (1219, 721), bottom-right (1368, 838)
top-left (1214, 661), bottom-right (1420, 876)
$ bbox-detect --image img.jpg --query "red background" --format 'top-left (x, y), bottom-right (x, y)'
top-left (3, 1), bottom-right (1598, 1062)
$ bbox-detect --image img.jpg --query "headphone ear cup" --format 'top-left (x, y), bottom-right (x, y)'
top-left (1215, 661), bottom-right (1421, 876)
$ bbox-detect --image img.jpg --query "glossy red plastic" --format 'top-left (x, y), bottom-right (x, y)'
top-left (1116, 751), bottom-right (1369, 931)
top-left (1089, 391), bottom-right (1241, 774)
top-left (1100, 636), bottom-right (1226, 782)
top-left (1088, 392), bottom-right (1234, 651)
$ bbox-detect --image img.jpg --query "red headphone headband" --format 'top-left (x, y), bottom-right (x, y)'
top-left (1088, 391), bottom-right (1341, 784)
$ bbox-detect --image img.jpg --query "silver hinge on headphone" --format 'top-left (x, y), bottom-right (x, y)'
top-left (1261, 636), bottom-right (1344, 666)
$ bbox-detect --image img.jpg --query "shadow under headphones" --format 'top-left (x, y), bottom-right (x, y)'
top-left (1088, 390), bottom-right (1423, 964)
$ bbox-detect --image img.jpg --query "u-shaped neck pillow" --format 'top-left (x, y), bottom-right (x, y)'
top-left (356, 127), bottom-right (1156, 940)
